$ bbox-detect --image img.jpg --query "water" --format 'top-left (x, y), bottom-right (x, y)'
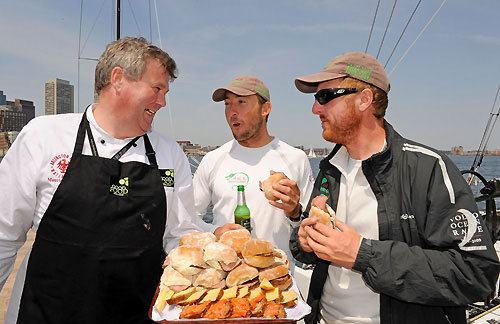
top-left (190, 154), bottom-right (500, 222)
top-left (308, 155), bottom-right (500, 210)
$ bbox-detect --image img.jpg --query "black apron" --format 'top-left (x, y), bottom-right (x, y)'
top-left (17, 111), bottom-right (166, 324)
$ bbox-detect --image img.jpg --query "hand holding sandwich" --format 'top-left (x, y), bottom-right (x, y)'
top-left (260, 171), bottom-right (302, 220)
top-left (298, 196), bottom-right (361, 268)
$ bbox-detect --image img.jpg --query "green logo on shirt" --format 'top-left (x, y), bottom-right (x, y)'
top-left (225, 172), bottom-right (249, 189)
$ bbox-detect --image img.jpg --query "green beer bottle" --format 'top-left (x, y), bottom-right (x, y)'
top-left (234, 185), bottom-right (251, 232)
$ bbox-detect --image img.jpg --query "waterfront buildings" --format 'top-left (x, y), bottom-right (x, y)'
top-left (0, 90), bottom-right (6, 105)
top-left (44, 78), bottom-right (74, 115)
top-left (0, 91), bottom-right (35, 157)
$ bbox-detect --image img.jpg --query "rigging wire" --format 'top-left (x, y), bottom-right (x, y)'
top-left (376, 0), bottom-right (398, 59)
top-left (77, 0), bottom-right (83, 113)
top-left (365, 0), bottom-right (381, 53)
top-left (388, 0), bottom-right (447, 77)
top-left (126, 0), bottom-right (142, 36)
top-left (149, 0), bottom-right (153, 41)
top-left (469, 83), bottom-right (500, 180)
top-left (80, 0), bottom-right (107, 54)
top-left (153, 0), bottom-right (176, 139)
top-left (384, 0), bottom-right (422, 68)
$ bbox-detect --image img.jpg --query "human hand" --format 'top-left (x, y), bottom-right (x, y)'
top-left (304, 219), bottom-right (361, 268)
top-left (213, 223), bottom-right (246, 240)
top-left (267, 172), bottom-right (301, 219)
top-left (298, 217), bottom-right (316, 253)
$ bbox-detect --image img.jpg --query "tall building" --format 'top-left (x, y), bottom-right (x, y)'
top-left (1, 104), bottom-right (27, 132)
top-left (45, 78), bottom-right (74, 115)
top-left (0, 90), bottom-right (6, 105)
top-left (0, 92), bottom-right (35, 157)
top-left (14, 99), bottom-right (35, 123)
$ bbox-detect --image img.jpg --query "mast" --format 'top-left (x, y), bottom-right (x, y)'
top-left (116, 0), bottom-right (121, 40)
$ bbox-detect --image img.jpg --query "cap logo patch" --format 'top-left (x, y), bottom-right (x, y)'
top-left (255, 84), bottom-right (269, 100)
top-left (345, 63), bottom-right (372, 81)
top-left (322, 57), bottom-right (338, 70)
top-left (230, 77), bottom-right (246, 86)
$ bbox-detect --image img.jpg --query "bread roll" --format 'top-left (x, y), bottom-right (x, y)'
top-left (241, 238), bottom-right (275, 268)
top-left (180, 231), bottom-right (216, 249)
top-left (169, 245), bottom-right (205, 276)
top-left (160, 265), bottom-right (192, 292)
top-left (259, 171), bottom-right (287, 201)
top-left (226, 263), bottom-right (259, 287)
top-left (193, 268), bottom-right (226, 289)
top-left (203, 242), bottom-right (239, 271)
top-left (258, 263), bottom-right (292, 291)
top-left (309, 206), bottom-right (335, 228)
top-left (218, 229), bottom-right (251, 256)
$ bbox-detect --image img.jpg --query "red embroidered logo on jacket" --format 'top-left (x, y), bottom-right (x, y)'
top-left (48, 153), bottom-right (71, 182)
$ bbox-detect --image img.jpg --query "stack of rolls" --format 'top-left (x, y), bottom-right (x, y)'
top-left (154, 229), bottom-right (298, 319)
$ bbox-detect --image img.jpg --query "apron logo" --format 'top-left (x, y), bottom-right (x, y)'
top-left (160, 169), bottom-right (174, 187)
top-left (110, 176), bottom-right (129, 196)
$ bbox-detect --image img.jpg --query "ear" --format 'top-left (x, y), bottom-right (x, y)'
top-left (357, 88), bottom-right (373, 112)
top-left (261, 101), bottom-right (271, 118)
top-left (109, 66), bottom-right (124, 91)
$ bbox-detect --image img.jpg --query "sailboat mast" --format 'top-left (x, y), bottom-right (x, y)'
top-left (116, 0), bottom-right (121, 40)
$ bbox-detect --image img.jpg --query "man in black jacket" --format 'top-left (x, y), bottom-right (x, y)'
top-left (290, 52), bottom-right (500, 324)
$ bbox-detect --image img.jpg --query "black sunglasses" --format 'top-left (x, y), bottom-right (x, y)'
top-left (314, 88), bottom-right (358, 105)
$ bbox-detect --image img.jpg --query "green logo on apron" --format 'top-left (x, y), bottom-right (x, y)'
top-left (110, 176), bottom-right (129, 196)
top-left (160, 169), bottom-right (174, 187)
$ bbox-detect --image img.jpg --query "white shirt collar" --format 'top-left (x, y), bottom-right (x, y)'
top-left (86, 104), bottom-right (144, 144)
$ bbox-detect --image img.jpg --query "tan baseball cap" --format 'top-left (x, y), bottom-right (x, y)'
top-left (295, 52), bottom-right (390, 94)
top-left (212, 75), bottom-right (270, 102)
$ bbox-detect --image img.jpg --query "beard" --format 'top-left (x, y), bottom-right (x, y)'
top-left (321, 103), bottom-right (361, 145)
top-left (231, 115), bottom-right (265, 143)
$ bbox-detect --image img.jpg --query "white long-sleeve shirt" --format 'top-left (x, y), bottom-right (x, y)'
top-left (0, 107), bottom-right (200, 323)
top-left (193, 138), bottom-right (314, 266)
top-left (320, 146), bottom-right (380, 324)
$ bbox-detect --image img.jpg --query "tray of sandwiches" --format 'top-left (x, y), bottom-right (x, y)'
top-left (149, 229), bottom-right (311, 323)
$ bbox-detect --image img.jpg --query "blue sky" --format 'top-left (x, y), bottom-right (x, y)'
top-left (1, 0), bottom-right (500, 151)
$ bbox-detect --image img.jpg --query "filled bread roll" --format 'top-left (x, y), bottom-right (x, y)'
top-left (259, 171), bottom-right (287, 201)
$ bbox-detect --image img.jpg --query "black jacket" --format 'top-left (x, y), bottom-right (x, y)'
top-left (290, 121), bottom-right (500, 324)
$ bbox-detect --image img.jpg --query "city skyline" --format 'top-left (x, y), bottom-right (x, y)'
top-left (1, 1), bottom-right (499, 151)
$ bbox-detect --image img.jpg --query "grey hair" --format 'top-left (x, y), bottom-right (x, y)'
top-left (94, 37), bottom-right (177, 95)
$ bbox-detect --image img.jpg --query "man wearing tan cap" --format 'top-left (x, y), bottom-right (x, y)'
top-left (290, 52), bottom-right (499, 324)
top-left (193, 75), bottom-right (314, 266)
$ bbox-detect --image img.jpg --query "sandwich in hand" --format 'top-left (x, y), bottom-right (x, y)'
top-left (259, 171), bottom-right (287, 201)
top-left (309, 195), bottom-right (336, 228)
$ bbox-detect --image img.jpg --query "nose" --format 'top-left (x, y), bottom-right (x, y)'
top-left (312, 100), bottom-right (324, 115)
top-left (225, 102), bottom-right (237, 116)
top-left (157, 92), bottom-right (167, 107)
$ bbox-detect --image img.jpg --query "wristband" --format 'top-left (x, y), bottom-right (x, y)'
top-left (289, 204), bottom-right (302, 221)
